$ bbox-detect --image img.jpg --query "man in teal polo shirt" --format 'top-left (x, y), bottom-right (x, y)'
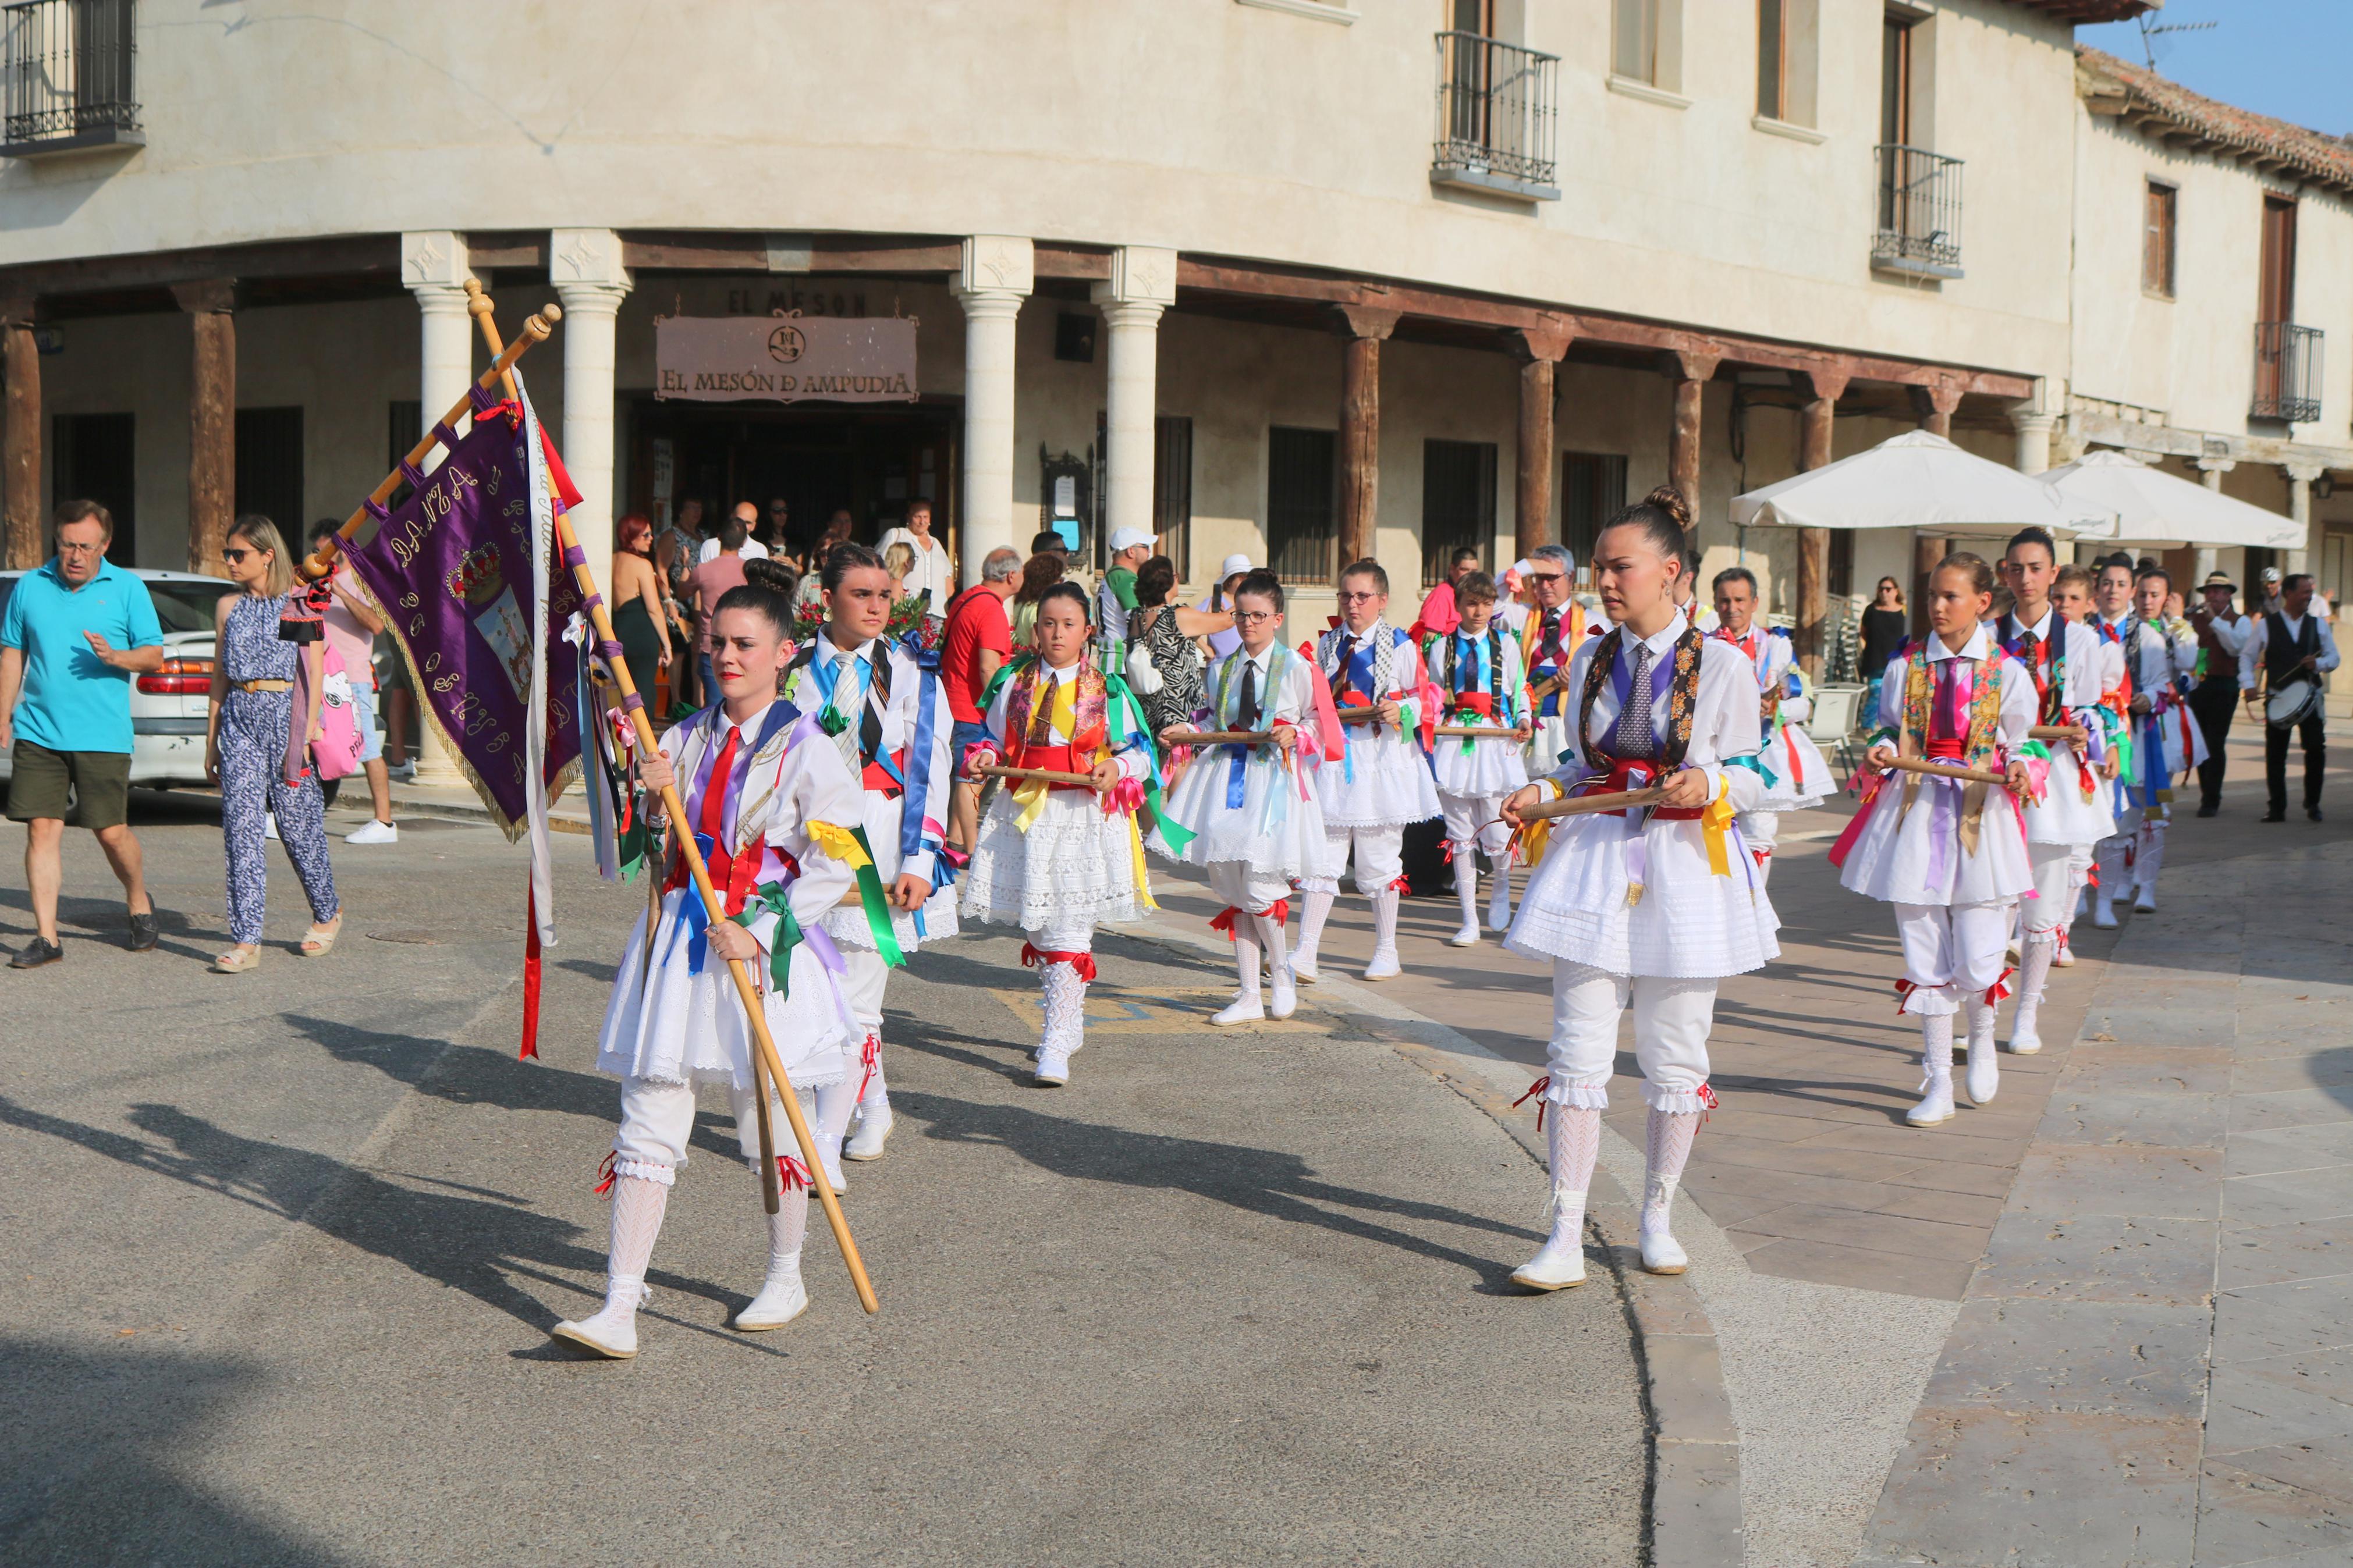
top-left (1, 500), bottom-right (166, 967)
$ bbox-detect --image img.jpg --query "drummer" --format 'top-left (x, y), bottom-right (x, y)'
top-left (2241, 571), bottom-right (2338, 824)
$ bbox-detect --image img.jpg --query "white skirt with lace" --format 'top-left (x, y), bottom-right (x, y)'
top-left (963, 787), bottom-right (1147, 931)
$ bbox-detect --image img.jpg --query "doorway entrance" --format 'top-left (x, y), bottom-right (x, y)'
top-left (626, 399), bottom-right (961, 561)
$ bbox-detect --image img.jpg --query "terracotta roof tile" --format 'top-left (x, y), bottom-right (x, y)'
top-left (2078, 47), bottom-right (2353, 197)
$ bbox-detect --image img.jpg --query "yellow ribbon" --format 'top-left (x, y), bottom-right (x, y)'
top-left (1511, 778), bottom-right (1567, 868)
top-left (805, 820), bottom-right (871, 869)
top-left (1699, 774), bottom-right (1735, 878)
top-left (1010, 677), bottom-right (1079, 834)
top-left (1126, 815), bottom-right (1158, 912)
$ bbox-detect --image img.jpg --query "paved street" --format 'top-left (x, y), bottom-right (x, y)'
top-left (0, 794), bottom-right (1645, 1566)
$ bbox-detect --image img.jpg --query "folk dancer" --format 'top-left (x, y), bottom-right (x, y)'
top-left (2047, 564), bottom-right (2115, 965)
top-left (1294, 559), bottom-right (1440, 983)
top-left (1709, 567), bottom-right (1829, 890)
top-left (1423, 571), bottom-right (1531, 945)
top-left (1989, 533), bottom-right (2116, 1054)
top-left (556, 582), bottom-right (870, 1357)
top-left (1518, 543), bottom-right (1593, 776)
top-left (2092, 562), bottom-right (2201, 923)
top-left (1670, 545), bottom-right (1721, 634)
top-left (2241, 570), bottom-right (2338, 823)
top-left (961, 584), bottom-right (1167, 1085)
top-left (1497, 488), bottom-right (1777, 1288)
top-left (2188, 571), bottom-right (2254, 817)
top-left (1154, 570), bottom-right (1332, 1025)
top-left (777, 543), bottom-right (958, 1189)
top-left (1834, 552), bottom-right (2036, 1125)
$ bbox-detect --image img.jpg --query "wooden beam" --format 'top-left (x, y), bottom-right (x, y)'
top-left (1335, 305), bottom-right (1397, 571)
top-left (1911, 380), bottom-right (1964, 436)
top-left (0, 292), bottom-right (37, 570)
top-left (1665, 350), bottom-right (1720, 531)
top-left (0, 236), bottom-right (397, 301)
top-left (1511, 321), bottom-right (1573, 559)
top-left (173, 279), bottom-right (236, 577)
top-left (1791, 367), bottom-right (1848, 677)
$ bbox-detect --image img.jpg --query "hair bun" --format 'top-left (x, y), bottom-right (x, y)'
top-left (1642, 484), bottom-right (1692, 534)
top-left (741, 557), bottom-right (794, 595)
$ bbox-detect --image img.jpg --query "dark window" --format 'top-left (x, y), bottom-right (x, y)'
top-left (1828, 527), bottom-right (1854, 599)
top-left (2143, 180), bottom-right (2177, 298)
top-left (1053, 312), bottom-right (1096, 364)
top-left (1154, 414), bottom-right (1193, 582)
top-left (1560, 451), bottom-right (1629, 579)
top-left (1880, 12), bottom-right (1911, 148)
top-left (1266, 426), bottom-right (1337, 586)
top-left (2259, 193), bottom-right (2297, 323)
top-left (235, 406), bottom-right (304, 532)
top-left (1420, 438), bottom-right (1496, 586)
top-left (1757, 0), bottom-right (1786, 120)
top-left (52, 410), bottom-right (135, 564)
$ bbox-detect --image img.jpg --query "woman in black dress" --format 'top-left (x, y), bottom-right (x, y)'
top-left (1857, 575), bottom-right (1908, 714)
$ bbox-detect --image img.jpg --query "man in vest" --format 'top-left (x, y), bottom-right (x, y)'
top-left (2187, 571), bottom-right (2253, 817)
top-left (2242, 571), bottom-right (2338, 823)
top-left (1518, 544), bottom-right (1589, 773)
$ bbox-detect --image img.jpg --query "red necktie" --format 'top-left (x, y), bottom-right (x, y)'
top-left (699, 724), bottom-right (741, 887)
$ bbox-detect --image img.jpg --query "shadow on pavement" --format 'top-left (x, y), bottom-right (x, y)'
top-left (0, 1336), bottom-right (349, 1567)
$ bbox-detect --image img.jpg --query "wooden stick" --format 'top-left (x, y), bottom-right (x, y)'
top-left (1436, 724), bottom-right (1517, 739)
top-left (971, 763), bottom-right (1097, 789)
top-left (296, 297), bottom-right (560, 584)
top-left (1519, 786), bottom-right (1669, 822)
top-left (1335, 705), bottom-right (1383, 724)
top-left (471, 290), bottom-right (878, 1315)
top-left (1162, 729), bottom-right (1274, 746)
top-left (2028, 725), bottom-right (2086, 741)
top-left (1878, 755), bottom-right (2008, 788)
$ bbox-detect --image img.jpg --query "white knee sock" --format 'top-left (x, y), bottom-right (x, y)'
top-left (766, 1180), bottom-right (808, 1272)
top-left (1451, 847), bottom-right (1478, 926)
top-left (857, 1041), bottom-right (889, 1112)
top-left (1641, 1108), bottom-right (1701, 1239)
top-left (1486, 854), bottom-right (1512, 926)
top-left (1369, 887), bottom-right (1400, 955)
top-left (814, 1082), bottom-right (854, 1161)
top-left (1231, 928), bottom-right (1264, 1002)
top-left (2015, 932), bottom-right (2057, 1029)
top-left (2135, 821), bottom-right (2166, 890)
top-left (606, 1173), bottom-right (669, 1306)
top-left (1254, 911), bottom-right (1290, 983)
top-left (1545, 1105), bottom-right (1602, 1241)
top-left (1298, 889), bottom-right (1336, 955)
top-left (1919, 1012), bottom-right (1954, 1088)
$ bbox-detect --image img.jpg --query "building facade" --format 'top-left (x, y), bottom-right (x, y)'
top-left (3, 0), bottom-right (2259, 671)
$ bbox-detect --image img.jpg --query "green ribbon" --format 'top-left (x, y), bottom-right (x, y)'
top-left (817, 706), bottom-right (852, 739)
top-left (1109, 672), bottom-right (1196, 855)
top-left (848, 824), bottom-right (907, 968)
top-left (616, 792), bottom-right (656, 882)
top-left (1724, 752), bottom-right (1777, 790)
top-left (728, 884), bottom-right (804, 997)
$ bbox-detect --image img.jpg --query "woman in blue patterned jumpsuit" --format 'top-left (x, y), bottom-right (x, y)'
top-left (204, 516), bottom-right (339, 971)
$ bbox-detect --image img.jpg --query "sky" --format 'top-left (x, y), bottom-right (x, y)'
top-left (2077, 2), bottom-right (2353, 138)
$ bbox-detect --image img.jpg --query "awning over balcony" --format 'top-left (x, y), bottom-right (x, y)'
top-left (1730, 431), bottom-right (2116, 540)
top-left (2038, 449), bottom-right (2304, 550)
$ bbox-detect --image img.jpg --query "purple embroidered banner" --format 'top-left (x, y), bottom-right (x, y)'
top-left (340, 405), bottom-right (583, 840)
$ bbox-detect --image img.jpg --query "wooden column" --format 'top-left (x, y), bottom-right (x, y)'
top-left (175, 279), bottom-right (237, 576)
top-left (1510, 319), bottom-right (1573, 560)
top-left (1665, 349), bottom-right (1720, 535)
top-left (1, 293), bottom-right (39, 571)
top-left (1334, 304), bottom-right (1397, 571)
top-left (1791, 367), bottom-right (1850, 678)
top-left (1908, 380), bottom-right (1964, 634)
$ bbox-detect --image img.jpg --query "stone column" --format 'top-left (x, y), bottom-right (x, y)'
top-left (2284, 463), bottom-right (2322, 575)
top-left (2193, 457), bottom-right (2235, 588)
top-left (172, 280), bottom-right (237, 577)
top-left (953, 236), bottom-right (1033, 588)
top-left (2011, 408), bottom-right (2055, 476)
top-left (1, 293), bottom-right (39, 570)
top-left (402, 233), bottom-right (474, 787)
top-left (1792, 367), bottom-right (1849, 677)
top-left (1092, 246), bottom-right (1177, 557)
top-left (1335, 305), bottom-right (1398, 571)
top-left (551, 227), bottom-right (632, 590)
top-left (1907, 382), bottom-right (1965, 632)
top-left (1664, 350), bottom-right (1720, 532)
top-left (1511, 321), bottom-right (1573, 560)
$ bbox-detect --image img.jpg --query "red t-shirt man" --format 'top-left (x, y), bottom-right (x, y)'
top-left (942, 580), bottom-right (1014, 735)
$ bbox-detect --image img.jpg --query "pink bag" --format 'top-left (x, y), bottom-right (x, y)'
top-left (309, 643), bottom-right (365, 781)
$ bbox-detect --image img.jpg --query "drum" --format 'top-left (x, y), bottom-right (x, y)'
top-left (2267, 678), bottom-right (2322, 729)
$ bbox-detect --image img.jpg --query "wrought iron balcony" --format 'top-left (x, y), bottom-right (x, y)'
top-left (2, 0), bottom-right (140, 159)
top-left (1873, 144), bottom-right (1964, 280)
top-left (2252, 321), bottom-right (2323, 424)
top-left (1431, 31), bottom-right (1559, 202)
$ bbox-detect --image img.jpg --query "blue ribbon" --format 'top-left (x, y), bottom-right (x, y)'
top-left (900, 642), bottom-right (941, 865)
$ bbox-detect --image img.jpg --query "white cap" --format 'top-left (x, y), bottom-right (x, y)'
top-left (1219, 552), bottom-right (1253, 577)
top-left (1108, 527), bottom-right (1158, 554)
top-left (2263, 565), bottom-right (2284, 582)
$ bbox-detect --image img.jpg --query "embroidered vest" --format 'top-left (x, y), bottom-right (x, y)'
top-left (1900, 648), bottom-right (2005, 771)
top-left (1997, 613), bottom-right (2067, 725)
top-left (1577, 625), bottom-right (1705, 771)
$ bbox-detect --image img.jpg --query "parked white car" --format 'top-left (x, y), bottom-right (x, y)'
top-left (0, 567), bottom-right (228, 791)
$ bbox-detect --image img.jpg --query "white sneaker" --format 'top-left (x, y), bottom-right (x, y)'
top-left (264, 813), bottom-right (281, 841)
top-left (1033, 1046), bottom-right (1072, 1086)
top-left (1907, 1076), bottom-right (1957, 1126)
top-left (1361, 947), bottom-right (1401, 982)
top-left (2134, 886), bottom-right (2157, 913)
top-left (1268, 975), bottom-right (1298, 1021)
top-left (2093, 893), bottom-right (2119, 930)
top-left (1965, 1035), bottom-right (2000, 1107)
top-left (1290, 945), bottom-right (1320, 986)
top-left (385, 759), bottom-right (418, 784)
top-left (1446, 920), bottom-right (1481, 948)
top-left (1210, 994), bottom-right (1265, 1027)
top-left (551, 1283), bottom-right (644, 1359)
top-left (733, 1264), bottom-right (808, 1332)
top-left (1488, 887), bottom-right (1513, 933)
top-left (344, 819), bottom-right (398, 845)
top-left (2007, 1016), bottom-right (2043, 1056)
top-left (1638, 1231), bottom-right (1689, 1276)
top-left (1512, 1234), bottom-right (1587, 1291)
top-left (843, 1100), bottom-right (893, 1162)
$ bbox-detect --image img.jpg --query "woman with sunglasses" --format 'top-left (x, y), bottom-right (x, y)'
top-left (203, 515), bottom-right (340, 972)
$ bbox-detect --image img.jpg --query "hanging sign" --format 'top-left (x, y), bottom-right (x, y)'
top-left (654, 313), bottom-right (918, 403)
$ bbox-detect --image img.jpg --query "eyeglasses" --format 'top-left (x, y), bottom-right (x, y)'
top-left (1524, 571), bottom-right (1566, 585)
top-left (55, 541), bottom-right (102, 556)
top-left (1337, 591), bottom-right (1381, 604)
top-left (221, 547), bottom-right (253, 564)
top-left (1231, 610), bottom-right (1272, 625)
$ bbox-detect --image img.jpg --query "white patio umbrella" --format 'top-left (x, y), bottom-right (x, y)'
top-left (1730, 429), bottom-right (2116, 539)
top-left (2037, 448), bottom-right (2302, 550)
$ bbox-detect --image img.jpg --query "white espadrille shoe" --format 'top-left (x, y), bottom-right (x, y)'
top-left (1512, 1233), bottom-right (1588, 1291)
top-left (552, 1281), bottom-right (646, 1359)
top-left (843, 1100), bottom-right (893, 1162)
top-left (1033, 1046), bottom-right (1072, 1086)
top-left (1638, 1230), bottom-right (1690, 1276)
top-left (733, 1260), bottom-right (808, 1332)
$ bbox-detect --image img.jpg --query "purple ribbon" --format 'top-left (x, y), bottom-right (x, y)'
top-left (430, 420), bottom-right (461, 450)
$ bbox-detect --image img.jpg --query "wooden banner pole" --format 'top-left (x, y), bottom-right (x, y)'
top-left (1876, 755), bottom-right (2010, 789)
top-left (970, 763), bottom-right (1098, 790)
top-left (470, 286), bottom-right (879, 1315)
